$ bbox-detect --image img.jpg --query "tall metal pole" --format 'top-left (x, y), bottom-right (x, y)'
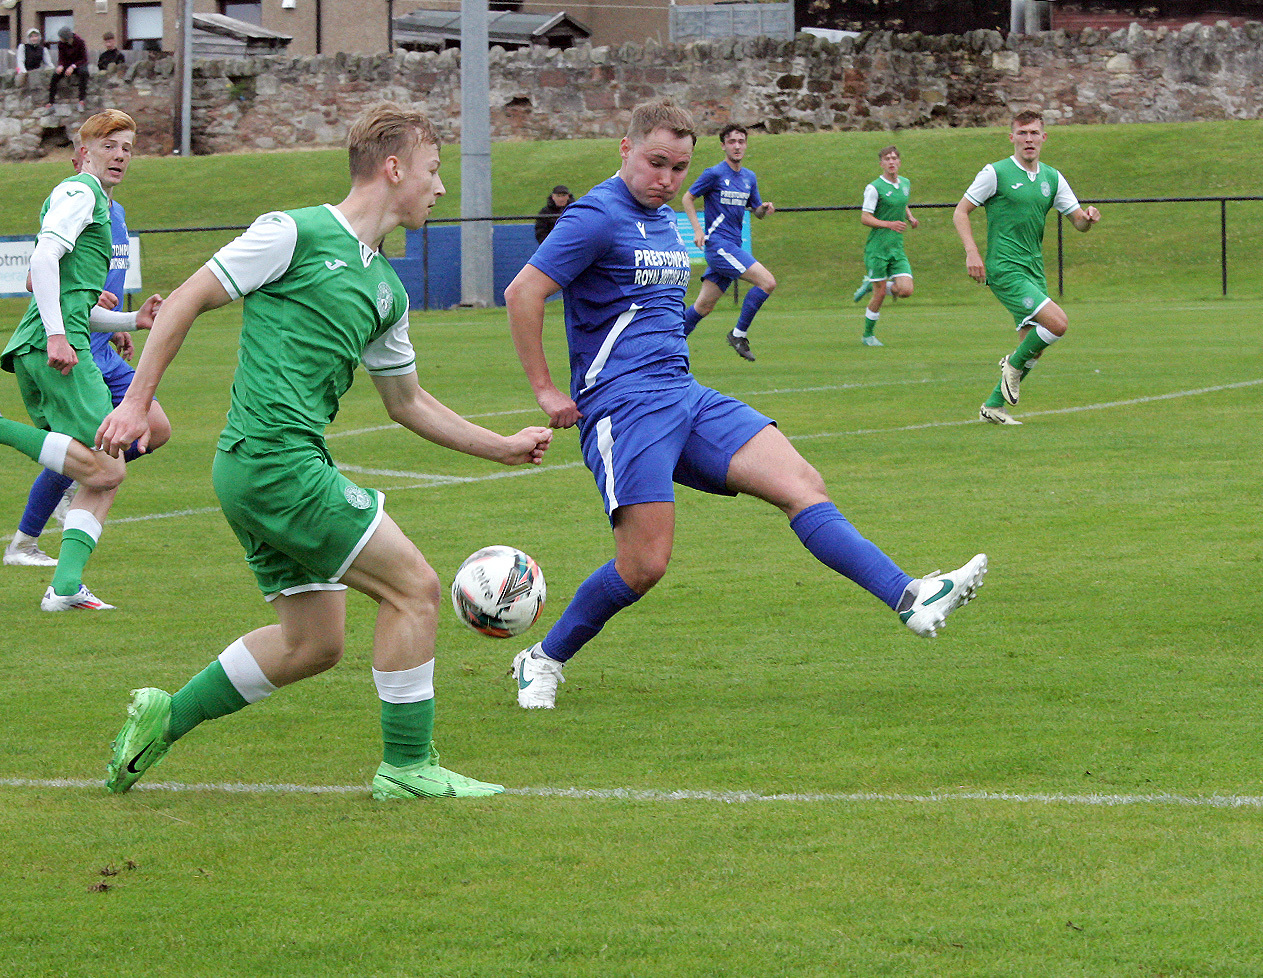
top-left (460, 0), bottom-right (494, 307)
top-left (180, 0), bottom-right (193, 157)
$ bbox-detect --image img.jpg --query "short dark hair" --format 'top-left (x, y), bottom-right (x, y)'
top-left (719, 123), bottom-right (747, 143)
top-left (878, 145), bottom-right (899, 159)
top-left (1012, 109), bottom-right (1044, 128)
top-left (103, 31), bottom-right (116, 40)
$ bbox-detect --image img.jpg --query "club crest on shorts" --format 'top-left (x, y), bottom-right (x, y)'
top-left (376, 281), bottom-right (393, 317)
top-left (344, 484), bottom-right (373, 510)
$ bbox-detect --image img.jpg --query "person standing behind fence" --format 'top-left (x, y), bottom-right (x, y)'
top-left (97, 32), bottom-right (125, 72)
top-left (534, 185), bottom-right (574, 244)
top-left (852, 145), bottom-right (918, 347)
top-left (49, 27), bottom-right (89, 110)
top-left (952, 109), bottom-right (1100, 426)
top-left (15, 29), bottom-right (53, 77)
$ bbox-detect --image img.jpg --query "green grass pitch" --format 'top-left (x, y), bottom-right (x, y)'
top-left (1, 121), bottom-right (1262, 977)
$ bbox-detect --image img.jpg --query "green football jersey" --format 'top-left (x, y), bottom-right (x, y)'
top-left (863, 175), bottom-right (911, 257)
top-left (979, 157), bottom-right (1062, 276)
top-left (207, 204), bottom-right (413, 451)
top-left (2, 172), bottom-right (111, 372)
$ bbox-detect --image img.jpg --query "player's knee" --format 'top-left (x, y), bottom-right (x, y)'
top-left (82, 452), bottom-right (126, 491)
top-left (618, 553), bottom-right (670, 594)
top-left (290, 634), bottom-right (345, 674)
top-left (894, 281), bottom-right (913, 298)
top-left (760, 274), bottom-right (777, 294)
top-left (695, 295), bottom-right (717, 316)
top-left (146, 412), bottom-right (173, 452)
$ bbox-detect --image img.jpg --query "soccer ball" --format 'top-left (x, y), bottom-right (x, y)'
top-left (450, 546), bottom-right (546, 638)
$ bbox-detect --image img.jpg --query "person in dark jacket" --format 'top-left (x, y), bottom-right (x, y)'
top-left (97, 32), bottom-right (126, 71)
top-left (533, 185), bottom-right (574, 244)
top-left (49, 26), bottom-right (89, 109)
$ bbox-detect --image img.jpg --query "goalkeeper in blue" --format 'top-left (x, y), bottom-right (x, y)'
top-left (504, 98), bottom-right (988, 710)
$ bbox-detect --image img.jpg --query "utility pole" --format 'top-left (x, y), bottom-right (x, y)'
top-left (460, 0), bottom-right (494, 307)
top-left (174, 0), bottom-right (193, 156)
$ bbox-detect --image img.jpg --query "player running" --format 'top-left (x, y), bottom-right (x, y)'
top-left (97, 103), bottom-right (551, 800)
top-left (5, 147), bottom-right (172, 569)
top-left (0, 110), bottom-right (162, 610)
top-left (680, 123), bottom-right (777, 362)
top-left (504, 97), bottom-right (987, 711)
top-left (953, 109), bottom-right (1101, 425)
top-left (852, 145), bottom-right (918, 347)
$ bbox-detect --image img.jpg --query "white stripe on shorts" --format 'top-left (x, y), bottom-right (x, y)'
top-left (715, 248), bottom-right (748, 274)
top-left (596, 416), bottom-right (618, 512)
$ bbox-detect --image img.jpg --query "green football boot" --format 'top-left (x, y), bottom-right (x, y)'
top-left (371, 746), bottom-right (504, 800)
top-left (105, 687), bottom-right (173, 794)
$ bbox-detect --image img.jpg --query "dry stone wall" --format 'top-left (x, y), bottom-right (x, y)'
top-left (1, 20), bottom-right (1260, 160)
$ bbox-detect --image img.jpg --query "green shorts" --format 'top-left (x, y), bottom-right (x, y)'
top-left (12, 348), bottom-right (112, 446)
top-left (212, 440), bottom-right (384, 599)
top-left (987, 265), bottom-right (1051, 329)
top-left (863, 248), bottom-right (912, 283)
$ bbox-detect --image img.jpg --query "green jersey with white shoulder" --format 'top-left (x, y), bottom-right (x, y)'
top-left (963, 157), bottom-right (1081, 279)
top-left (862, 175), bottom-right (911, 260)
top-left (206, 204), bottom-right (414, 452)
top-left (2, 172), bottom-right (111, 372)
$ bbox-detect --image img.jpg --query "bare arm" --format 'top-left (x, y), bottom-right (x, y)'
top-left (96, 266), bottom-right (232, 455)
top-left (1068, 205), bottom-right (1101, 232)
top-left (952, 197), bottom-right (986, 283)
top-left (504, 263), bottom-right (581, 429)
top-left (905, 205), bottom-right (919, 229)
top-left (681, 191), bottom-right (705, 249)
top-left (371, 373), bottom-right (551, 466)
top-left (861, 211), bottom-right (907, 233)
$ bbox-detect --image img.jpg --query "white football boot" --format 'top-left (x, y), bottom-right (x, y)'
top-left (899, 554), bottom-right (988, 638)
top-left (512, 644), bottom-right (565, 709)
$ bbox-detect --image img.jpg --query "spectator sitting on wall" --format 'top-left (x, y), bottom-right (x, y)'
top-left (49, 26), bottom-right (90, 110)
top-left (98, 32), bottom-right (126, 71)
top-left (534, 185), bottom-right (575, 244)
top-left (15, 28), bottom-right (53, 77)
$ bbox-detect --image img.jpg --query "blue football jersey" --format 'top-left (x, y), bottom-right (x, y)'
top-left (687, 161), bottom-right (762, 251)
top-left (529, 175), bottom-right (693, 404)
top-left (91, 199), bottom-right (129, 359)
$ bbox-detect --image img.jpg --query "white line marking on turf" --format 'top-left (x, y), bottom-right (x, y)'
top-left (4, 777), bottom-right (1263, 809)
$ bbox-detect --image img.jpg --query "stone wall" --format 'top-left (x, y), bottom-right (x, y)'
top-left (2, 20), bottom-right (1261, 160)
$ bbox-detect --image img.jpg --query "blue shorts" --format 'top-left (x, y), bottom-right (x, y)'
top-left (94, 343), bottom-right (136, 405)
top-left (578, 378), bottom-right (774, 520)
top-left (702, 244), bottom-right (758, 290)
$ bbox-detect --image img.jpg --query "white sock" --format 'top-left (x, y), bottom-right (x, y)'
top-left (63, 509), bottom-right (102, 542)
top-left (373, 660), bottom-right (435, 703)
top-left (218, 638), bottom-right (277, 704)
top-left (37, 432), bottom-right (73, 474)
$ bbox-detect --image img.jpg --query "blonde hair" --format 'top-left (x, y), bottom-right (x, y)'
top-left (78, 110), bottom-right (137, 144)
top-left (347, 102), bottom-right (441, 182)
top-left (626, 98), bottom-right (697, 146)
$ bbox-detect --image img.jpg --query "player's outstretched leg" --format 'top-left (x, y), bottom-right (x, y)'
top-left (512, 643), bottom-right (566, 709)
top-left (105, 687), bottom-right (173, 793)
top-left (372, 745), bottom-right (504, 799)
top-left (897, 554), bottom-right (988, 638)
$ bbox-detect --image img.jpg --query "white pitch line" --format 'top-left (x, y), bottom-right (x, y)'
top-left (3, 777), bottom-right (1262, 809)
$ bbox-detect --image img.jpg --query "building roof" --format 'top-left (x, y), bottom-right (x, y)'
top-left (394, 9), bottom-right (590, 48)
top-left (192, 13), bottom-right (294, 47)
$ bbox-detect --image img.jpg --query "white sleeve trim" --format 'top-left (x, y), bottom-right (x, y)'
top-left (362, 312), bottom-right (417, 375)
top-left (861, 183), bottom-right (879, 213)
top-left (206, 211), bottom-right (297, 299)
top-left (963, 165), bottom-right (997, 207)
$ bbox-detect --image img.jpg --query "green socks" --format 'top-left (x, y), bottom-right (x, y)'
top-left (169, 661), bottom-right (250, 743)
top-left (50, 528), bottom-right (95, 596)
top-left (381, 699), bottom-right (436, 768)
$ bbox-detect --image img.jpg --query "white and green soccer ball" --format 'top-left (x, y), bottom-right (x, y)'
top-left (450, 545), bottom-right (546, 638)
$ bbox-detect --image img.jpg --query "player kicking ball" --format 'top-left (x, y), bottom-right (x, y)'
top-left (504, 98), bottom-right (987, 711)
top-left (953, 109), bottom-right (1101, 425)
top-left (98, 103), bottom-right (551, 799)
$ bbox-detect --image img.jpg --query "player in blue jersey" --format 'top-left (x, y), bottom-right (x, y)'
top-left (504, 98), bottom-right (988, 710)
top-left (5, 147), bottom-right (172, 569)
top-left (680, 123), bottom-right (777, 362)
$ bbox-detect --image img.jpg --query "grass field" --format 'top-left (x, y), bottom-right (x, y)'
top-left (2, 122), bottom-right (1263, 977)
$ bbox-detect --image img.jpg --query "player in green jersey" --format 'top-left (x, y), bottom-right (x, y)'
top-left (96, 103), bottom-right (552, 801)
top-left (0, 109), bottom-right (162, 611)
top-left (853, 145), bottom-right (918, 347)
top-left (953, 110), bottom-right (1101, 425)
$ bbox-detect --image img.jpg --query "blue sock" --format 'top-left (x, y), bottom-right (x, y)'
top-left (734, 286), bottom-right (770, 334)
top-left (790, 501), bottom-right (913, 609)
top-left (682, 305), bottom-right (703, 337)
top-left (18, 469), bottom-right (74, 538)
top-left (540, 560), bottom-right (641, 662)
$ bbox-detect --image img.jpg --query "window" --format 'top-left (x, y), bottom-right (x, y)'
top-left (0, 16), bottom-right (10, 51)
top-left (41, 12), bottom-right (75, 43)
top-left (124, 3), bottom-right (163, 51)
top-left (221, 2), bottom-right (263, 26)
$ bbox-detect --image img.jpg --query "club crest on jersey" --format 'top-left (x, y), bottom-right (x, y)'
top-left (344, 484), bottom-right (373, 510)
top-left (376, 281), bottom-right (393, 317)
top-left (1040, 181), bottom-right (1051, 197)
